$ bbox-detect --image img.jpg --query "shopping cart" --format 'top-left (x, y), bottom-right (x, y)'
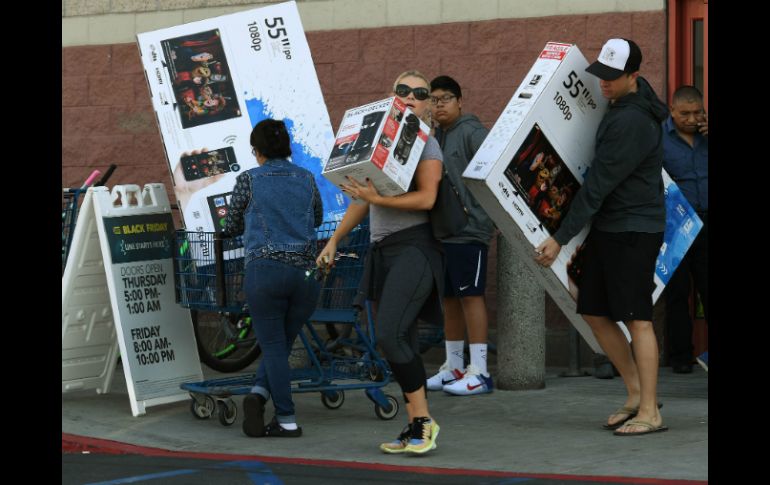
top-left (173, 220), bottom-right (399, 426)
top-left (61, 165), bottom-right (117, 272)
top-left (62, 188), bottom-right (86, 271)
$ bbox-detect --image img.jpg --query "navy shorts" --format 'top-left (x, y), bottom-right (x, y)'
top-left (576, 229), bottom-right (663, 322)
top-left (442, 242), bottom-right (488, 297)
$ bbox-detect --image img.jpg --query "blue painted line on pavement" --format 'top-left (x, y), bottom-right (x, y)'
top-left (247, 472), bottom-right (284, 484)
top-left (82, 459), bottom-right (282, 485)
top-left (215, 460), bottom-right (283, 484)
top-left (83, 468), bottom-right (198, 484)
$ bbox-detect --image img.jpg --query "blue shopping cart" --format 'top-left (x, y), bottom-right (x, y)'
top-left (62, 165), bottom-right (117, 273)
top-left (173, 220), bottom-right (399, 426)
top-left (62, 187), bottom-right (86, 271)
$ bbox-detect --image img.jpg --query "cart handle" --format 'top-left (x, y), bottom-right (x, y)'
top-left (80, 170), bottom-right (102, 190)
top-left (95, 164), bottom-right (117, 186)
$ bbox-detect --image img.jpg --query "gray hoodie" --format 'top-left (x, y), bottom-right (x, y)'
top-left (434, 114), bottom-right (496, 245)
top-left (553, 76), bottom-right (669, 246)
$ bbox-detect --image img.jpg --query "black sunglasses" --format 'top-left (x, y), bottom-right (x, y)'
top-left (395, 84), bottom-right (430, 101)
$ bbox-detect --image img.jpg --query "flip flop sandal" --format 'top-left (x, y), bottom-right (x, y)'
top-left (613, 419), bottom-right (669, 436)
top-left (603, 402), bottom-right (664, 430)
top-left (603, 406), bottom-right (638, 430)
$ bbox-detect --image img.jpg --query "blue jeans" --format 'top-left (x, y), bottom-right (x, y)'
top-left (244, 258), bottom-right (320, 424)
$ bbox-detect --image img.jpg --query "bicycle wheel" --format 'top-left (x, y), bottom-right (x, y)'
top-left (191, 310), bottom-right (261, 373)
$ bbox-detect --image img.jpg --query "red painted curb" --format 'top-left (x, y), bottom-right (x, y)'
top-left (62, 433), bottom-right (707, 484)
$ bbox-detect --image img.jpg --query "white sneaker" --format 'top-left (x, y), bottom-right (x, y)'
top-left (443, 365), bottom-right (494, 396)
top-left (426, 362), bottom-right (465, 391)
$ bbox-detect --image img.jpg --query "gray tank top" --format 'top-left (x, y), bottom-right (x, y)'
top-left (370, 136), bottom-right (443, 242)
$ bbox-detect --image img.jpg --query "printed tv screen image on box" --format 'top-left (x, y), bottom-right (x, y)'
top-left (161, 30), bottom-right (241, 129)
top-left (503, 123), bottom-right (580, 236)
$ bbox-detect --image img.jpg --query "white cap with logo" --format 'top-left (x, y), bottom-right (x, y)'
top-left (586, 38), bottom-right (642, 81)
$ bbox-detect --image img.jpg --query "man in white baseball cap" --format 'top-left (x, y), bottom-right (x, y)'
top-left (535, 38), bottom-right (671, 437)
top-left (586, 38), bottom-right (643, 81)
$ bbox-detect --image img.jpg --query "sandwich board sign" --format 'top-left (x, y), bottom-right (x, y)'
top-left (62, 184), bottom-right (203, 416)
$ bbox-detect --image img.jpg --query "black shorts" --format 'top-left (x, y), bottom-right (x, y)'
top-left (443, 242), bottom-right (488, 297)
top-left (576, 229), bottom-right (663, 322)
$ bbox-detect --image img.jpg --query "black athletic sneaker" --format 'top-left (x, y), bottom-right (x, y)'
top-left (242, 394), bottom-right (266, 437)
top-left (264, 417), bottom-right (302, 437)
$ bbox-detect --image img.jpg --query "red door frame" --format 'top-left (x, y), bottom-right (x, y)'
top-left (667, 0), bottom-right (708, 357)
top-left (667, 0), bottom-right (708, 108)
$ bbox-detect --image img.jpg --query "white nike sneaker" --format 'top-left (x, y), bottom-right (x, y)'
top-left (426, 362), bottom-right (465, 391)
top-left (443, 365), bottom-right (494, 396)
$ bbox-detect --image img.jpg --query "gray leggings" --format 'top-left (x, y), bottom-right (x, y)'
top-left (374, 245), bottom-right (434, 393)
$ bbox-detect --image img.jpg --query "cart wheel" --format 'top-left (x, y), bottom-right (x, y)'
top-left (321, 390), bottom-right (345, 410)
top-left (374, 395), bottom-right (399, 420)
top-left (217, 399), bottom-right (238, 426)
top-left (190, 395), bottom-right (216, 419)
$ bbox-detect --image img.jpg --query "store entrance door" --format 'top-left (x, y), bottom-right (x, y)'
top-left (667, 0), bottom-right (708, 359)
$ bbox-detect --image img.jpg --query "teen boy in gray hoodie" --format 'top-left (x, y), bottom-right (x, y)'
top-left (426, 75), bottom-right (496, 396)
top-left (535, 39), bottom-right (670, 436)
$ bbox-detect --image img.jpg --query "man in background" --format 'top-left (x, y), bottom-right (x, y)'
top-left (662, 85), bottom-right (708, 373)
top-left (426, 75), bottom-right (496, 396)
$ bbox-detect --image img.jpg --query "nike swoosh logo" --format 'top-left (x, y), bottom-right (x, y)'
top-left (441, 378), bottom-right (457, 385)
top-left (459, 285), bottom-right (471, 291)
top-left (467, 383), bottom-right (484, 391)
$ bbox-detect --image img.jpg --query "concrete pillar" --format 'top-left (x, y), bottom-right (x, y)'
top-left (496, 233), bottom-right (545, 390)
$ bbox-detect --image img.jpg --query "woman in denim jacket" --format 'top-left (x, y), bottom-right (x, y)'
top-left (222, 119), bottom-right (323, 438)
top-left (317, 70), bottom-right (444, 455)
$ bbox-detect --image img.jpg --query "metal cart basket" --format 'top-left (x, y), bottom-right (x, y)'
top-left (62, 188), bottom-right (86, 271)
top-left (61, 165), bottom-right (117, 273)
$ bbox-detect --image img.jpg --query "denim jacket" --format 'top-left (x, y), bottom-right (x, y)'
top-left (224, 158), bottom-right (322, 268)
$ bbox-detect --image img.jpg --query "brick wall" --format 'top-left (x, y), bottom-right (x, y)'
top-left (62, 11), bottom-right (667, 365)
top-left (62, 44), bottom-right (169, 189)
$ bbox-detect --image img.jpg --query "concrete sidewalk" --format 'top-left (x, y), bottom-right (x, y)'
top-left (62, 347), bottom-right (708, 482)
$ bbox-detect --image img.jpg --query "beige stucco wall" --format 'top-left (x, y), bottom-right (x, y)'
top-left (63, 0), bottom-right (664, 46)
